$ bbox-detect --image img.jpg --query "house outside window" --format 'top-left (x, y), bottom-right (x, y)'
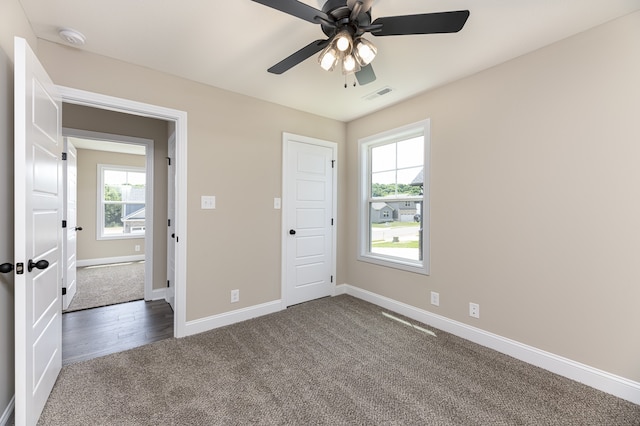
top-left (358, 119), bottom-right (430, 275)
top-left (98, 164), bottom-right (146, 240)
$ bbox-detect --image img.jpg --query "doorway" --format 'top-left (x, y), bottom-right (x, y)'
top-left (62, 129), bottom-right (155, 312)
top-left (57, 86), bottom-right (188, 338)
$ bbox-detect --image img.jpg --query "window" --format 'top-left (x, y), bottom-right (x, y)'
top-left (358, 119), bottom-right (430, 274)
top-left (98, 164), bottom-right (146, 239)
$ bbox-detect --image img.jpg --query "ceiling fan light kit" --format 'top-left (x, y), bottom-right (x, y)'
top-left (252, 0), bottom-right (470, 85)
top-left (318, 30), bottom-right (372, 75)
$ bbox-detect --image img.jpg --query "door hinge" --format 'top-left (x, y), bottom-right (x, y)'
top-left (331, 218), bottom-right (334, 226)
top-left (167, 280), bottom-right (170, 288)
top-left (331, 275), bottom-right (333, 283)
top-left (62, 287), bottom-right (67, 296)
top-left (16, 263), bottom-right (24, 275)
top-left (166, 157), bottom-right (171, 166)
top-left (62, 220), bottom-right (67, 228)
top-left (168, 219), bottom-right (171, 227)
top-left (331, 160), bottom-right (335, 168)
top-left (62, 152), bottom-right (67, 161)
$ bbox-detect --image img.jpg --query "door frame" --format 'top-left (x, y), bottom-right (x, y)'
top-left (62, 139), bottom-right (78, 310)
top-left (280, 132), bottom-right (337, 308)
top-left (62, 128), bottom-right (155, 302)
top-left (57, 85), bottom-right (189, 337)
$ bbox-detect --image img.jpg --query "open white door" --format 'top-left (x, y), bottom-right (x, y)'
top-left (14, 37), bottom-right (63, 425)
top-left (283, 134), bottom-right (337, 307)
top-left (62, 140), bottom-right (78, 309)
top-left (166, 124), bottom-right (176, 309)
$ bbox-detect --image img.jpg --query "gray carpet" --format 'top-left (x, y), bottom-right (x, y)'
top-left (40, 295), bottom-right (639, 425)
top-left (64, 262), bottom-right (145, 312)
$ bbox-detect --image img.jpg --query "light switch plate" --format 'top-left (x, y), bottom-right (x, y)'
top-left (274, 197), bottom-right (281, 209)
top-left (201, 195), bottom-right (216, 209)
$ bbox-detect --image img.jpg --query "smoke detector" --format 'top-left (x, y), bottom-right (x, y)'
top-left (58, 28), bottom-right (86, 46)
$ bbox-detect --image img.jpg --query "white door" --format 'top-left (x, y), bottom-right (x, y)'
top-left (62, 140), bottom-right (78, 309)
top-left (14, 37), bottom-right (63, 425)
top-left (166, 125), bottom-right (176, 309)
top-left (284, 135), bottom-right (336, 306)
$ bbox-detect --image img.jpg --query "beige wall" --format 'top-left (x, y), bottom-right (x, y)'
top-left (0, 0), bottom-right (37, 416)
top-left (346, 11), bottom-right (640, 382)
top-left (63, 104), bottom-right (169, 291)
top-left (37, 40), bottom-right (348, 322)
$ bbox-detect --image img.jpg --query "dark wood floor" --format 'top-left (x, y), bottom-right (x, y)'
top-left (62, 299), bottom-right (174, 365)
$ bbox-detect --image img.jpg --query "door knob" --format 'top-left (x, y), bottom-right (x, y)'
top-left (75, 226), bottom-right (83, 231)
top-left (0, 263), bottom-right (13, 274)
top-left (28, 259), bottom-right (49, 273)
top-left (289, 229), bottom-right (296, 235)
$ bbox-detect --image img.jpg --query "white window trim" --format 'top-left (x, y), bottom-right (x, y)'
top-left (358, 119), bottom-right (431, 275)
top-left (97, 163), bottom-right (149, 240)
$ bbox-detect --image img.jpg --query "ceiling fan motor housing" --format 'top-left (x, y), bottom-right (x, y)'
top-left (320, 0), bottom-right (372, 38)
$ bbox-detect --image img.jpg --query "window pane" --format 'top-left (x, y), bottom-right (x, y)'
top-left (369, 202), bottom-right (422, 261)
top-left (397, 136), bottom-right (423, 169)
top-left (371, 143), bottom-right (396, 173)
top-left (127, 171), bottom-right (146, 186)
top-left (371, 171), bottom-right (396, 197)
top-left (396, 167), bottom-right (423, 196)
top-left (104, 204), bottom-right (124, 235)
top-left (104, 170), bottom-right (127, 185)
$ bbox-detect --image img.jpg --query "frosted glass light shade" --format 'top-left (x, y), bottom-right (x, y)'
top-left (354, 37), bottom-right (377, 66)
top-left (342, 54), bottom-right (358, 74)
top-left (335, 31), bottom-right (352, 52)
top-left (318, 45), bottom-right (339, 71)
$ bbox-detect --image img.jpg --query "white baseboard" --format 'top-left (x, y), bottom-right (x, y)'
top-left (336, 283), bottom-right (640, 406)
top-left (150, 288), bottom-right (166, 301)
top-left (0, 396), bottom-right (14, 426)
top-left (77, 255), bottom-right (145, 268)
top-left (184, 300), bottom-right (283, 337)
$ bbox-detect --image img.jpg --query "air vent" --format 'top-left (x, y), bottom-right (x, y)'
top-left (363, 86), bottom-right (393, 101)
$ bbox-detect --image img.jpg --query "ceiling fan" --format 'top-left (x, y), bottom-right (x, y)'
top-left (251, 0), bottom-right (470, 85)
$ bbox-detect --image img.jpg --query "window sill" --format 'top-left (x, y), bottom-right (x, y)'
top-left (357, 253), bottom-right (430, 275)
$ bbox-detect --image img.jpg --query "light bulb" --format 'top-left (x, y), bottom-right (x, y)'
top-left (318, 46), bottom-right (339, 71)
top-left (354, 38), bottom-right (377, 66)
top-left (335, 31), bottom-right (352, 52)
top-left (343, 54), bottom-right (356, 73)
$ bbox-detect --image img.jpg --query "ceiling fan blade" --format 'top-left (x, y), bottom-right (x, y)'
top-left (268, 39), bottom-right (330, 74)
top-left (355, 64), bottom-right (376, 85)
top-left (371, 10), bottom-right (470, 36)
top-left (251, 0), bottom-right (330, 24)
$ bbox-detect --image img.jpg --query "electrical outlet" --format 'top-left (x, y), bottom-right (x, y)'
top-left (134, 245), bottom-right (140, 252)
top-left (231, 289), bottom-right (239, 303)
top-left (469, 302), bottom-right (480, 319)
top-left (430, 291), bottom-right (439, 306)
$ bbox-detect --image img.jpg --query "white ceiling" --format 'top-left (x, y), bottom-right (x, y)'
top-left (19, 0), bottom-right (640, 122)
